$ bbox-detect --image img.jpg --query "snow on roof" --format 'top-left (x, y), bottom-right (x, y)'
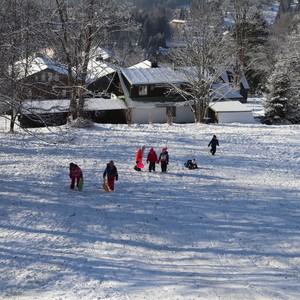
top-left (263, 2), bottom-right (280, 24)
top-left (20, 98), bottom-right (126, 115)
top-left (209, 100), bottom-right (252, 112)
top-left (15, 55), bottom-right (69, 80)
top-left (20, 99), bottom-right (70, 114)
top-left (86, 60), bottom-right (117, 84)
top-left (121, 67), bottom-right (188, 85)
top-left (211, 83), bottom-right (243, 100)
top-left (129, 60), bottom-right (152, 69)
top-left (241, 74), bottom-right (250, 89)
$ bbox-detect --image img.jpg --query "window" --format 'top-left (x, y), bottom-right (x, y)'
top-left (139, 86), bottom-right (148, 96)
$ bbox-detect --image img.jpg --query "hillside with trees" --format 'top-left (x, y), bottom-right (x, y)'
top-left (1, 0), bottom-right (300, 126)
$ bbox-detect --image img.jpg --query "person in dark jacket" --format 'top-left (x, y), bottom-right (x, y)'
top-left (187, 159), bottom-right (198, 169)
top-left (208, 135), bottom-right (219, 155)
top-left (69, 163), bottom-right (83, 190)
top-left (158, 147), bottom-right (169, 172)
top-left (103, 160), bottom-right (118, 191)
top-left (146, 147), bottom-right (158, 172)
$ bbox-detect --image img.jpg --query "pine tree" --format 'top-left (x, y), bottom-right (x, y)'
top-left (264, 68), bottom-right (292, 124)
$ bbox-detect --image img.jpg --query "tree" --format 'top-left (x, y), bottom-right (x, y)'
top-left (227, 0), bottom-right (260, 89)
top-left (264, 14), bottom-right (300, 124)
top-left (0, 0), bottom-right (42, 132)
top-left (168, 0), bottom-right (233, 122)
top-left (264, 68), bottom-right (292, 124)
top-left (243, 9), bottom-right (270, 93)
top-left (42, 0), bottom-right (137, 121)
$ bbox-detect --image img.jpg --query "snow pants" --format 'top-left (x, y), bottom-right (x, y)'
top-left (70, 176), bottom-right (81, 189)
top-left (210, 147), bottom-right (216, 155)
top-left (107, 177), bottom-right (115, 191)
top-left (161, 161), bottom-right (167, 172)
top-left (149, 162), bottom-right (156, 172)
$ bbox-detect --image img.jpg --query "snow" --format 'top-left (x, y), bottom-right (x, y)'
top-left (0, 116), bottom-right (300, 300)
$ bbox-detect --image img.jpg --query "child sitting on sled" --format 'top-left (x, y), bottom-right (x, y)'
top-left (184, 159), bottom-right (198, 169)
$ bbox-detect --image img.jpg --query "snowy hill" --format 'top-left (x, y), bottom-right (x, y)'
top-left (0, 117), bottom-right (299, 299)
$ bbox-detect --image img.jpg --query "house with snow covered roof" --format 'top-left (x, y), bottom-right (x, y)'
top-left (118, 65), bottom-right (195, 123)
top-left (116, 61), bottom-right (251, 124)
top-left (19, 96), bottom-right (127, 127)
top-left (15, 54), bottom-right (73, 100)
top-left (16, 52), bottom-right (127, 127)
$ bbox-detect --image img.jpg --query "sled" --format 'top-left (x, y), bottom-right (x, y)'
top-left (78, 178), bottom-right (84, 191)
top-left (102, 181), bottom-right (110, 192)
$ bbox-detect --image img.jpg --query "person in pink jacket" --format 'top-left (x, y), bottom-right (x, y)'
top-left (69, 163), bottom-right (83, 190)
top-left (146, 147), bottom-right (158, 172)
top-left (134, 145), bottom-right (145, 171)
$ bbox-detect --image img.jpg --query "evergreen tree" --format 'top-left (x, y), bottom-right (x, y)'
top-left (264, 68), bottom-right (292, 124)
top-left (244, 10), bottom-right (270, 93)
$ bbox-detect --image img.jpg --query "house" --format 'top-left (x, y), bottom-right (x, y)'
top-left (19, 97), bottom-right (127, 127)
top-left (208, 100), bottom-right (255, 124)
top-left (15, 54), bottom-right (72, 100)
top-left (217, 71), bottom-right (250, 102)
top-left (117, 65), bottom-right (195, 123)
top-left (85, 48), bottom-right (118, 94)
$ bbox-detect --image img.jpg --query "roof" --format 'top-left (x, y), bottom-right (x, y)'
top-left (211, 84), bottom-right (244, 100)
top-left (209, 100), bottom-right (252, 113)
top-left (20, 98), bottom-right (126, 115)
top-left (121, 67), bottom-right (188, 85)
top-left (86, 60), bottom-right (117, 84)
top-left (129, 60), bottom-right (152, 69)
top-left (15, 55), bottom-right (69, 80)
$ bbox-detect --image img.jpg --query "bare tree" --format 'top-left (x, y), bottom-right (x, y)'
top-left (0, 0), bottom-right (42, 132)
top-left (223, 0), bottom-right (260, 87)
top-left (42, 0), bottom-right (138, 121)
top-left (168, 0), bottom-right (233, 122)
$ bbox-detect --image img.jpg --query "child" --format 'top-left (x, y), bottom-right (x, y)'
top-left (146, 147), bottom-right (158, 172)
top-left (135, 145), bottom-right (145, 171)
top-left (103, 160), bottom-right (118, 191)
top-left (158, 147), bottom-right (169, 172)
top-left (208, 135), bottom-right (219, 155)
top-left (185, 159), bottom-right (198, 169)
top-left (69, 163), bottom-right (83, 190)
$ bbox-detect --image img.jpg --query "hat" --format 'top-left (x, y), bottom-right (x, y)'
top-left (109, 160), bottom-right (114, 165)
top-left (70, 163), bottom-right (75, 169)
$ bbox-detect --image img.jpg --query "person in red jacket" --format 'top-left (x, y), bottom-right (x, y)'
top-left (146, 147), bottom-right (158, 172)
top-left (69, 163), bottom-right (83, 190)
top-left (134, 145), bottom-right (145, 171)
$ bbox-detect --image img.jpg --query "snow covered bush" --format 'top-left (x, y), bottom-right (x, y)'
top-left (68, 117), bottom-right (94, 128)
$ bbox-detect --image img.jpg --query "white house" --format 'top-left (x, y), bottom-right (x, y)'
top-left (208, 101), bottom-right (255, 123)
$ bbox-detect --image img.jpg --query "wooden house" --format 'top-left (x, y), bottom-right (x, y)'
top-left (117, 65), bottom-right (195, 123)
top-left (15, 54), bottom-right (72, 100)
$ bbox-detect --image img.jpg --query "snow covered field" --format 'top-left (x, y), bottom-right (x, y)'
top-left (0, 116), bottom-right (299, 299)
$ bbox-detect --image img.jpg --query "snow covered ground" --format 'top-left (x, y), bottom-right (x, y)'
top-left (0, 116), bottom-right (299, 299)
